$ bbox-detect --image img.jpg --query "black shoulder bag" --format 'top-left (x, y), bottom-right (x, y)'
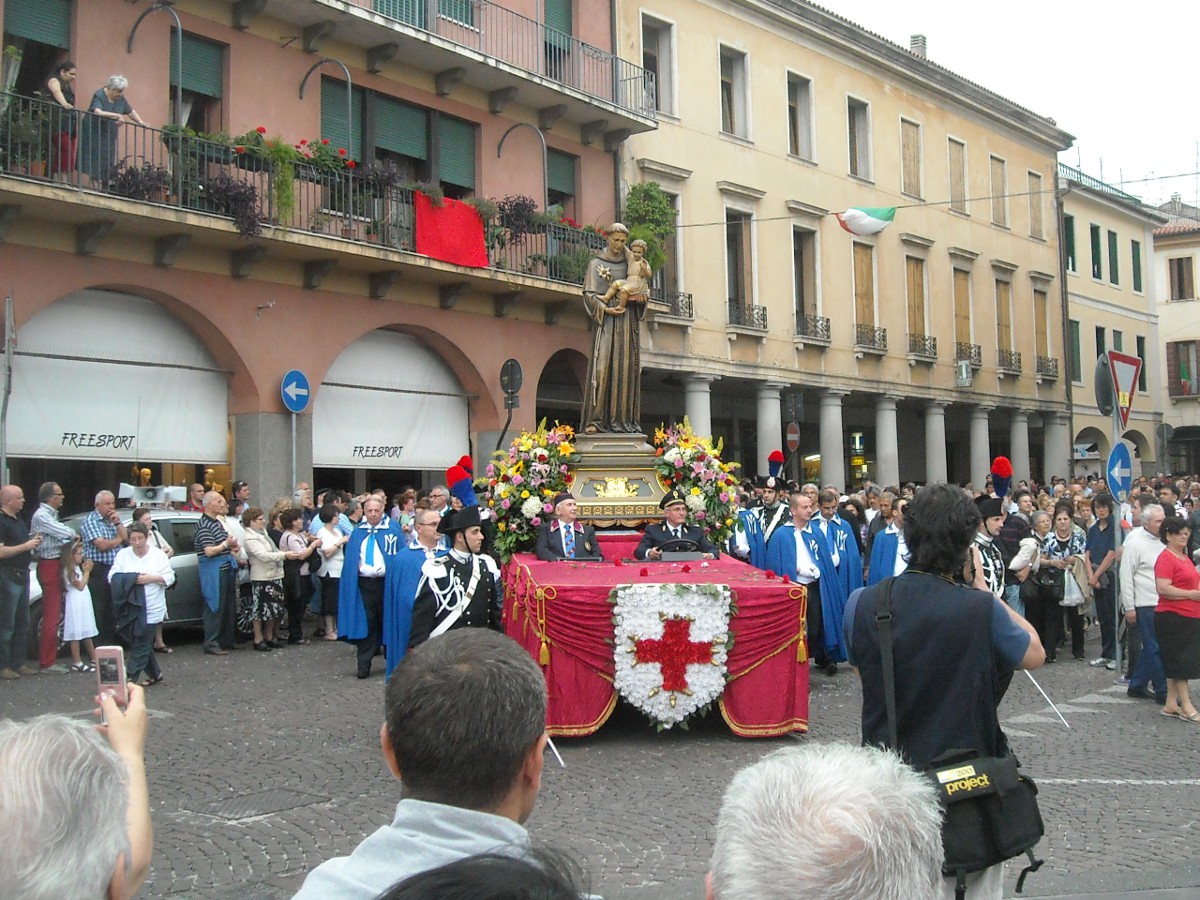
top-left (874, 576), bottom-right (1044, 899)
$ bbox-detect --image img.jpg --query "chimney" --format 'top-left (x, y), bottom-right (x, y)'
top-left (910, 34), bottom-right (927, 58)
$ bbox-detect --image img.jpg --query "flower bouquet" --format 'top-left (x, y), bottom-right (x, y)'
top-left (652, 418), bottom-right (741, 548)
top-left (486, 419), bottom-right (576, 560)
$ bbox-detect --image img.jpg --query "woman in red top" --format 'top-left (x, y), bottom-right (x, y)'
top-left (1153, 516), bottom-right (1200, 723)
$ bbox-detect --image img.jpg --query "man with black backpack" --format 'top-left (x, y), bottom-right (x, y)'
top-left (843, 483), bottom-right (1045, 899)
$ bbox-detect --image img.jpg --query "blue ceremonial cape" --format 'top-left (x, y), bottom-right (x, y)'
top-left (338, 520), bottom-right (406, 641)
top-left (765, 522), bottom-right (849, 661)
top-left (866, 528), bottom-right (899, 587)
top-left (816, 514), bottom-right (863, 598)
top-left (737, 508), bottom-right (766, 570)
top-left (384, 540), bottom-right (448, 679)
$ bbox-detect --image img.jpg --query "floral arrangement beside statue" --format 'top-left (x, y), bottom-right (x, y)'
top-left (486, 420), bottom-right (576, 560)
top-left (652, 418), bottom-right (741, 548)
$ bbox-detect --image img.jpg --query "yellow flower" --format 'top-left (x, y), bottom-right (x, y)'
top-left (521, 490), bottom-right (530, 499)
top-left (654, 426), bottom-right (668, 445)
top-left (498, 522), bottom-right (506, 531)
top-left (725, 518), bottom-right (733, 526)
top-left (558, 443), bottom-right (573, 456)
top-left (690, 486), bottom-right (701, 495)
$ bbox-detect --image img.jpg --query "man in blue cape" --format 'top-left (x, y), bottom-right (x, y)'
top-left (338, 496), bottom-right (406, 679)
top-left (765, 491), bottom-right (848, 672)
top-left (866, 498), bottom-right (908, 586)
top-left (814, 488), bottom-right (863, 606)
top-left (382, 505), bottom-right (448, 679)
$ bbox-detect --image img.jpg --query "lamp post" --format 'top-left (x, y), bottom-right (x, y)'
top-left (128, 1), bottom-right (183, 198)
top-left (299, 58), bottom-right (353, 157)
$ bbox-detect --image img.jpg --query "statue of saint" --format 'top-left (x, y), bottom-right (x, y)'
top-left (581, 225), bottom-right (650, 434)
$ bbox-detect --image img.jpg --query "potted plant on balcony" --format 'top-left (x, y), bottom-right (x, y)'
top-left (108, 159), bottom-right (171, 202)
top-left (200, 171), bottom-right (262, 238)
top-left (9, 99), bottom-right (48, 176)
top-left (498, 193), bottom-right (538, 245)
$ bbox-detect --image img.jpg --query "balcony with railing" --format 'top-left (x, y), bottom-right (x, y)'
top-left (998, 349), bottom-right (1023, 373)
top-left (854, 323), bottom-right (887, 355)
top-left (225, 0), bottom-right (656, 131)
top-left (955, 341), bottom-right (983, 369)
top-left (0, 92), bottom-right (607, 302)
top-left (1036, 356), bottom-right (1059, 380)
top-left (727, 302), bottom-right (768, 331)
top-left (907, 333), bottom-right (937, 363)
top-left (794, 313), bottom-right (831, 344)
top-left (649, 287), bottom-right (693, 320)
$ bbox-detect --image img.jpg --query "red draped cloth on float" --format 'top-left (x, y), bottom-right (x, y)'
top-left (414, 192), bottom-right (489, 267)
top-left (503, 533), bottom-right (809, 738)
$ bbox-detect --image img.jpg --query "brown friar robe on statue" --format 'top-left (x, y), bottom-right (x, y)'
top-left (581, 248), bottom-right (646, 433)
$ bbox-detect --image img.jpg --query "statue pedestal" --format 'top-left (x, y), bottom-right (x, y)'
top-left (571, 433), bottom-right (668, 527)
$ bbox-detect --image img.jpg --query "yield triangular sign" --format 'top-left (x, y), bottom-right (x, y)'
top-left (1107, 351), bottom-right (1142, 430)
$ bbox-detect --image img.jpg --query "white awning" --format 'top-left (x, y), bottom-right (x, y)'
top-left (312, 330), bottom-right (468, 469)
top-left (9, 290), bottom-right (228, 463)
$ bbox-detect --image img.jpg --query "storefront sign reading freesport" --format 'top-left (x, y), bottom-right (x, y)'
top-left (61, 432), bottom-right (137, 450)
top-left (351, 445), bottom-right (404, 459)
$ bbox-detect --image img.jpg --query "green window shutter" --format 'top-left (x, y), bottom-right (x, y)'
top-left (320, 79), bottom-right (364, 163)
top-left (373, 0), bottom-right (425, 28)
top-left (438, 0), bottom-right (473, 25)
top-left (4, 0), bottom-right (72, 49)
top-left (376, 96), bottom-right (428, 160)
top-left (547, 149), bottom-right (576, 196)
top-left (170, 32), bottom-right (224, 99)
top-left (437, 116), bottom-right (475, 189)
top-left (1132, 240), bottom-right (1143, 292)
top-left (544, 0), bottom-right (572, 49)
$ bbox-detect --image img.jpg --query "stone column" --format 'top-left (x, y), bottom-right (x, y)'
top-left (1009, 410), bottom-right (1031, 486)
top-left (232, 412), bottom-right (313, 507)
top-left (969, 406), bottom-right (993, 489)
top-left (819, 390), bottom-right (848, 491)
top-left (875, 395), bottom-right (900, 487)
top-left (1044, 412), bottom-right (1071, 482)
top-left (924, 401), bottom-right (948, 484)
top-left (684, 376), bottom-right (716, 441)
top-left (756, 383), bottom-right (785, 476)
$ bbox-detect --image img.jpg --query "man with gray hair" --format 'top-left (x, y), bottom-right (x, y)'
top-left (81, 489), bottom-right (128, 644)
top-left (707, 742), bottom-right (944, 900)
top-left (0, 686), bottom-right (153, 900)
top-left (294, 629), bottom-right (548, 898)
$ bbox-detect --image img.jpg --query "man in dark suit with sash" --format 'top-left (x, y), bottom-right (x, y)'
top-left (409, 506), bottom-right (500, 647)
top-left (535, 492), bottom-right (601, 561)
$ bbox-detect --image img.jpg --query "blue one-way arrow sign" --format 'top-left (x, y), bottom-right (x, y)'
top-left (281, 369), bottom-right (310, 414)
top-left (1106, 443), bottom-right (1132, 502)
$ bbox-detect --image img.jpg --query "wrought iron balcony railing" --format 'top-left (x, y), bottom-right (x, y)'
top-left (795, 313), bottom-right (831, 341)
top-left (998, 349), bottom-right (1023, 371)
top-left (728, 302), bottom-right (768, 330)
top-left (1036, 356), bottom-right (1059, 379)
top-left (955, 341), bottom-right (983, 368)
top-left (908, 333), bottom-right (938, 358)
top-left (855, 323), bottom-right (888, 351)
top-left (651, 289), bottom-right (693, 318)
top-left (356, 0), bottom-right (656, 119)
top-left (0, 91), bottom-right (610, 289)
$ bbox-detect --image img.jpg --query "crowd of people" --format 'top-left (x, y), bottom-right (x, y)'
top-left (5, 461), bottom-right (1200, 898)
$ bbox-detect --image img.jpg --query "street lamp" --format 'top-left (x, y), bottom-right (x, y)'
top-left (128, 1), bottom-right (184, 197)
top-left (299, 58), bottom-right (354, 157)
top-left (497, 122), bottom-right (549, 213)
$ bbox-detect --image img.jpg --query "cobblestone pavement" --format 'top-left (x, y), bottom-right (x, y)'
top-left (4, 621), bottom-right (1200, 899)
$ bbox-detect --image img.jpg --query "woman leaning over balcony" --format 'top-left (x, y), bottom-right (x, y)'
top-left (78, 75), bottom-right (146, 188)
top-left (46, 60), bottom-right (77, 180)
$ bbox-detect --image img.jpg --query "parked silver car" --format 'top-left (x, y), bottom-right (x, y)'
top-left (28, 509), bottom-right (207, 657)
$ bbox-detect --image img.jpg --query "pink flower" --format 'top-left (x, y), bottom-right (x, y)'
top-left (696, 511), bottom-right (705, 520)
top-left (486, 464), bottom-right (495, 476)
top-left (501, 499), bottom-right (511, 509)
top-left (673, 458), bottom-right (683, 468)
top-left (511, 474), bottom-right (524, 486)
top-left (531, 517), bottom-right (541, 526)
top-left (560, 464), bottom-right (568, 473)
top-left (720, 492), bottom-right (729, 502)
top-left (692, 461), bottom-right (704, 474)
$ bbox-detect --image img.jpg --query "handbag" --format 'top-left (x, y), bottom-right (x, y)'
top-left (873, 577), bottom-right (1044, 899)
top-left (1061, 572), bottom-right (1086, 608)
top-left (1034, 565), bottom-right (1064, 600)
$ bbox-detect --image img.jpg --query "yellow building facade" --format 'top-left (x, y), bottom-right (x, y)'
top-left (1058, 165), bottom-right (1164, 481)
top-left (618, 0), bottom-right (1073, 488)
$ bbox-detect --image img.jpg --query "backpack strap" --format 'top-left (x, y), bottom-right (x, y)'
top-left (872, 576), bottom-right (898, 749)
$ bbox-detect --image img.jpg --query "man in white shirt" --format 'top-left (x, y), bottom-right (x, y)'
top-left (339, 497), bottom-right (405, 680)
top-left (109, 522), bottom-right (175, 686)
top-left (1119, 503), bottom-right (1167, 704)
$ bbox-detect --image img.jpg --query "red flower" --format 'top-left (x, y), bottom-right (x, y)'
top-left (613, 558), bottom-right (624, 567)
top-left (321, 138), bottom-right (330, 145)
top-left (234, 146), bottom-right (245, 154)
top-left (782, 575), bottom-right (791, 584)
top-left (765, 570), bottom-right (776, 580)
top-left (256, 125), bottom-right (267, 134)
top-left (655, 447), bottom-right (664, 456)
top-left (346, 160), bottom-right (356, 169)
top-left (299, 139), bottom-right (308, 146)
top-left (681, 564), bottom-right (692, 573)
top-left (639, 567), bottom-right (649, 577)
top-left (338, 147), bottom-right (347, 156)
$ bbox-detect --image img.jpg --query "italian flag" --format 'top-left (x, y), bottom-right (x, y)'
top-left (836, 207), bottom-right (895, 235)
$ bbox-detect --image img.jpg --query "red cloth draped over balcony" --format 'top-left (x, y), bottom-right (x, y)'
top-left (414, 192), bottom-right (488, 267)
top-left (503, 534), bottom-right (809, 738)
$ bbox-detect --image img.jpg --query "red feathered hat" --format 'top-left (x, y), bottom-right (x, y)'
top-left (990, 456), bottom-right (1013, 500)
top-left (457, 454), bottom-right (473, 476)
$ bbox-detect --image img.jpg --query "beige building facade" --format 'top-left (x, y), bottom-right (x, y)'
top-left (1155, 196), bottom-right (1200, 472)
top-left (619, 0), bottom-right (1073, 488)
top-left (1058, 165), bottom-right (1165, 481)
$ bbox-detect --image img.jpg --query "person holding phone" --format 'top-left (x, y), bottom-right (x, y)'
top-left (0, 683), bottom-right (152, 899)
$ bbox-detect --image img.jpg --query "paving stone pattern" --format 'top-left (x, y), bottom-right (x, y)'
top-left (3, 625), bottom-right (1199, 898)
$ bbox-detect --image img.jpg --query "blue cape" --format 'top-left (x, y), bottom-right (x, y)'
top-left (866, 528), bottom-right (899, 587)
top-left (384, 542), bottom-right (448, 678)
top-left (765, 522), bottom-right (849, 661)
top-left (815, 514), bottom-right (863, 597)
top-left (338, 520), bottom-right (406, 641)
